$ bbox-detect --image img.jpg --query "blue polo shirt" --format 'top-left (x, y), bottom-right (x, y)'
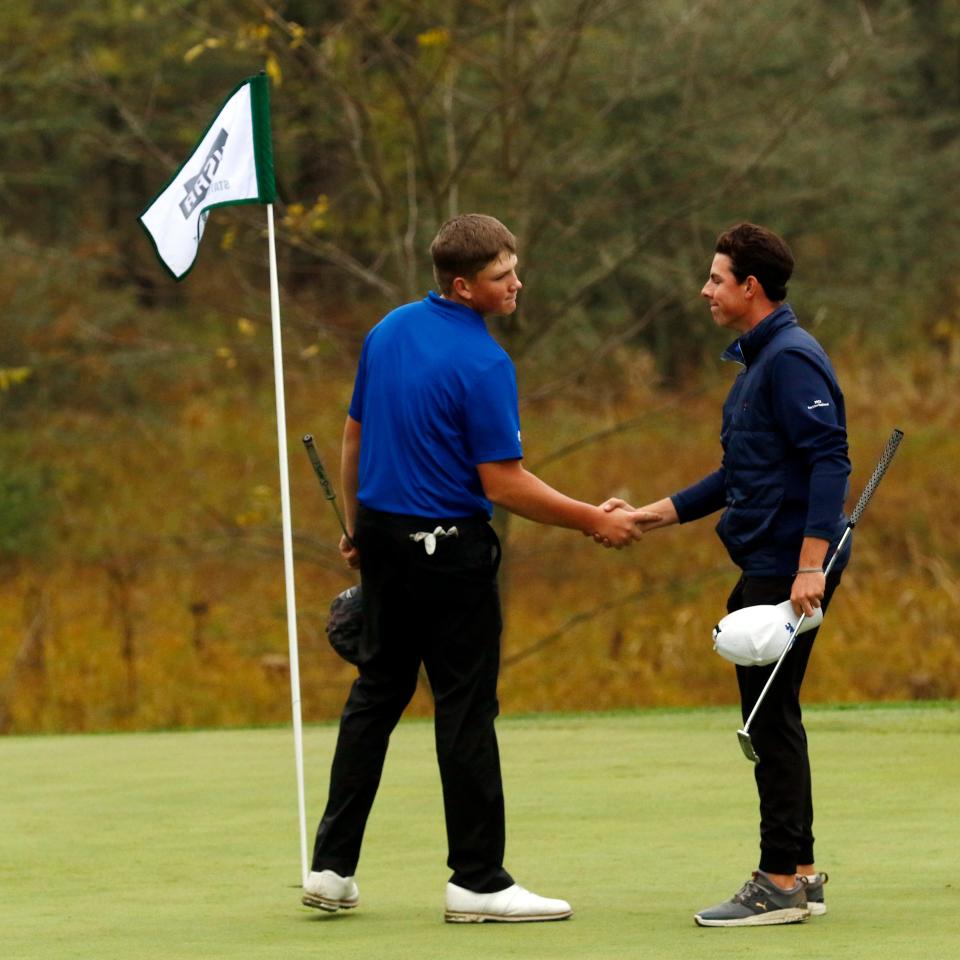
top-left (349, 291), bottom-right (523, 518)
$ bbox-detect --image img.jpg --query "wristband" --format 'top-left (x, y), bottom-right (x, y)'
top-left (795, 567), bottom-right (823, 575)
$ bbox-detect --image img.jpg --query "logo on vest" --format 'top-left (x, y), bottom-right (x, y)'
top-left (807, 399), bottom-right (830, 410)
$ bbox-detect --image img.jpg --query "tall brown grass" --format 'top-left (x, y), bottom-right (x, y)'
top-left (1, 340), bottom-right (957, 732)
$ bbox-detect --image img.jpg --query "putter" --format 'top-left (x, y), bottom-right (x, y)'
top-left (736, 427), bottom-right (904, 762)
top-left (302, 434), bottom-right (353, 546)
top-left (303, 435), bottom-right (364, 665)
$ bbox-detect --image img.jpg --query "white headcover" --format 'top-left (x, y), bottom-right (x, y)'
top-left (712, 600), bottom-right (823, 667)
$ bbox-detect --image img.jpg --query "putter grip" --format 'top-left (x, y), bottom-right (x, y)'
top-left (303, 435), bottom-right (336, 501)
top-left (848, 428), bottom-right (904, 527)
top-left (303, 433), bottom-right (353, 544)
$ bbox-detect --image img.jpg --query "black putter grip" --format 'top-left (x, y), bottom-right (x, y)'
top-left (302, 434), bottom-right (353, 545)
top-left (303, 434), bottom-right (336, 501)
top-left (848, 428), bottom-right (904, 527)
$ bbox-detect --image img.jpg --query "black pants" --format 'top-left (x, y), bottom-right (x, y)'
top-left (311, 506), bottom-right (514, 893)
top-left (728, 569), bottom-right (842, 876)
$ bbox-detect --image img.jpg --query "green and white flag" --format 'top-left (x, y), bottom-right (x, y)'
top-left (138, 73), bottom-right (311, 883)
top-left (138, 74), bottom-right (276, 280)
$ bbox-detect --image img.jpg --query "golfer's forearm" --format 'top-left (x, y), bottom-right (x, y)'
top-left (478, 461), bottom-right (600, 533)
top-left (341, 416), bottom-right (361, 535)
top-left (796, 536), bottom-right (829, 572)
top-left (641, 496), bottom-right (679, 530)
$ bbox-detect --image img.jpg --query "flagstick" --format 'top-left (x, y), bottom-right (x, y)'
top-left (266, 203), bottom-right (309, 886)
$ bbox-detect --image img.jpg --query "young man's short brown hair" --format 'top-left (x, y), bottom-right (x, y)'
top-left (715, 222), bottom-right (794, 302)
top-left (430, 214), bottom-right (517, 295)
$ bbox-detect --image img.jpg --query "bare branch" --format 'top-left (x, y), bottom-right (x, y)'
top-left (284, 233), bottom-right (401, 300)
top-left (403, 149), bottom-right (419, 299)
top-left (502, 564), bottom-right (728, 668)
top-left (349, 8), bottom-right (442, 217)
top-left (520, 294), bottom-right (670, 405)
top-left (78, 53), bottom-right (179, 170)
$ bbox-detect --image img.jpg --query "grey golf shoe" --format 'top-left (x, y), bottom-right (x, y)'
top-left (800, 871), bottom-right (828, 916)
top-left (694, 871), bottom-right (810, 927)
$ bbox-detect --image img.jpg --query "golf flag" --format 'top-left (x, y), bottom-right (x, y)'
top-left (138, 74), bottom-right (276, 280)
top-left (138, 74), bottom-right (312, 883)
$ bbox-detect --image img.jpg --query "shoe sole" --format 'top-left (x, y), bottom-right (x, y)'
top-left (445, 910), bottom-right (572, 924)
top-left (694, 907), bottom-right (810, 927)
top-left (302, 893), bottom-right (359, 912)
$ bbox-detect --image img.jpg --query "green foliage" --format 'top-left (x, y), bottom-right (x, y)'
top-left (4, 0), bottom-right (959, 379)
top-left (0, 451), bottom-right (51, 565)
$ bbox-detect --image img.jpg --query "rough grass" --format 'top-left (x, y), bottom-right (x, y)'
top-left (3, 341), bottom-right (959, 731)
top-left (3, 702), bottom-right (958, 959)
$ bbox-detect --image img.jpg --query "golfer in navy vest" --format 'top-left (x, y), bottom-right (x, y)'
top-left (607, 223), bottom-right (851, 926)
top-left (303, 214), bottom-right (657, 923)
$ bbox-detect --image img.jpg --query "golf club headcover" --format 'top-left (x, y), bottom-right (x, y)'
top-left (712, 600), bottom-right (823, 666)
top-left (326, 584), bottom-right (364, 665)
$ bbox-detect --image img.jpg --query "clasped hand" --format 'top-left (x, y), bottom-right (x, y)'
top-left (589, 499), bottom-right (662, 549)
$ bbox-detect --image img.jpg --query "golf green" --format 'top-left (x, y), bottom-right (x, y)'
top-left (3, 703), bottom-right (957, 959)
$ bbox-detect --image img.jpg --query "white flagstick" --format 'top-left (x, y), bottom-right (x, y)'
top-left (266, 203), bottom-right (309, 885)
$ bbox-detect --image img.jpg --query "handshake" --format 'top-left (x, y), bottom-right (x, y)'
top-left (587, 497), bottom-right (667, 549)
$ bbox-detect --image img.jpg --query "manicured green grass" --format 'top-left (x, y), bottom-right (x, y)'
top-left (3, 703), bottom-right (958, 959)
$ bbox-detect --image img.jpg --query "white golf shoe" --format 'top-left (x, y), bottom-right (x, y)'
top-left (444, 882), bottom-right (572, 923)
top-left (302, 869), bottom-right (360, 912)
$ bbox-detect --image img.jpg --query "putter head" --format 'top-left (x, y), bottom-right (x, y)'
top-left (737, 728), bottom-right (760, 763)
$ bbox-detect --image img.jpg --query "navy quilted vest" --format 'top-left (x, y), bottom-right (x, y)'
top-left (716, 305), bottom-right (846, 572)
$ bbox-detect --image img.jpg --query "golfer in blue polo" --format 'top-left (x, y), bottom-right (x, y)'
top-left (303, 214), bottom-right (657, 923)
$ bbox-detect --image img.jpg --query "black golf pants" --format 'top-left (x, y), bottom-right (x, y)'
top-left (728, 569), bottom-right (842, 876)
top-left (311, 506), bottom-right (513, 893)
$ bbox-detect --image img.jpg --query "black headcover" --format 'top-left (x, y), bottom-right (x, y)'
top-left (326, 584), bottom-right (363, 665)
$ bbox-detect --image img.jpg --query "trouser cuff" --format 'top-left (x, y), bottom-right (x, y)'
top-left (449, 866), bottom-right (514, 893)
top-left (311, 857), bottom-right (357, 877)
top-left (759, 852), bottom-right (798, 876)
